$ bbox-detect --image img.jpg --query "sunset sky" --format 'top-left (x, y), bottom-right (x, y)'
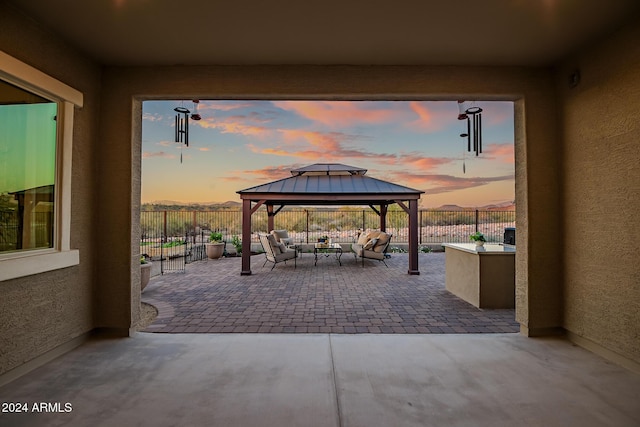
top-left (141, 100), bottom-right (514, 208)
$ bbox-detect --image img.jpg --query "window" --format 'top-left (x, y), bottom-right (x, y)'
top-left (1, 81), bottom-right (57, 253)
top-left (0, 51), bottom-right (83, 281)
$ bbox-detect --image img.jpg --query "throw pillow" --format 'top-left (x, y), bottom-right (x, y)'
top-left (373, 233), bottom-right (391, 253)
top-left (356, 232), bottom-right (370, 245)
top-left (266, 234), bottom-right (281, 254)
top-left (271, 230), bottom-right (289, 242)
top-left (363, 237), bottom-right (378, 250)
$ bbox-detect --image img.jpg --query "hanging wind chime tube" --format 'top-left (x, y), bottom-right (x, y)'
top-left (174, 106), bottom-right (190, 147)
top-left (458, 101), bottom-right (468, 173)
top-left (457, 100), bottom-right (483, 157)
top-left (173, 100), bottom-right (202, 164)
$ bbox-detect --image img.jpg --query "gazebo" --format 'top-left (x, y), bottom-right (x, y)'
top-left (237, 163), bottom-right (424, 275)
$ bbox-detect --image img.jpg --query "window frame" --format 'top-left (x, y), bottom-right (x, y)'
top-left (0, 51), bottom-right (83, 281)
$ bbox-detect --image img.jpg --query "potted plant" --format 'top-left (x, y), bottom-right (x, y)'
top-left (140, 256), bottom-right (152, 291)
top-left (231, 235), bottom-right (242, 256)
top-left (470, 231), bottom-right (486, 247)
top-left (206, 231), bottom-right (225, 259)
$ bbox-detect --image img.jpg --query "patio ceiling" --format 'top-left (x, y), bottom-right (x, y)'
top-left (7, 1), bottom-right (640, 67)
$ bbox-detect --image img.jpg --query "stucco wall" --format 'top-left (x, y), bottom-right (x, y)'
top-left (0, 2), bottom-right (101, 376)
top-left (98, 64), bottom-right (562, 334)
top-left (558, 18), bottom-right (640, 364)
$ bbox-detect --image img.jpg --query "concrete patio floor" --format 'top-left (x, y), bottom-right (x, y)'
top-left (141, 252), bottom-right (519, 334)
top-left (1, 333), bottom-right (639, 426)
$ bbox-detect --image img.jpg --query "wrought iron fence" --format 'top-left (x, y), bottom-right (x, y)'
top-left (0, 210), bottom-right (54, 252)
top-left (140, 208), bottom-right (515, 249)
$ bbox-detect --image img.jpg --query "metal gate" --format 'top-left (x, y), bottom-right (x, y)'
top-left (140, 211), bottom-right (208, 274)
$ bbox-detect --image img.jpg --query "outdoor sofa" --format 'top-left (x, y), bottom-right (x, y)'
top-left (351, 231), bottom-right (392, 267)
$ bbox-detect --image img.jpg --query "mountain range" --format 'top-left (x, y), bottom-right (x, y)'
top-left (144, 200), bottom-right (515, 210)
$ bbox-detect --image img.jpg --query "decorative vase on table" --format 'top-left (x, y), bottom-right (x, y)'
top-left (475, 240), bottom-right (485, 247)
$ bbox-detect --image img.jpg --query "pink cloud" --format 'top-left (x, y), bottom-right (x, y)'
top-left (395, 152), bottom-right (455, 169)
top-left (198, 101), bottom-right (261, 112)
top-left (273, 101), bottom-right (406, 128)
top-left (477, 102), bottom-right (514, 125)
top-left (388, 171), bottom-right (515, 195)
top-left (143, 151), bottom-right (176, 159)
top-left (482, 143), bottom-right (514, 163)
top-left (223, 164), bottom-right (301, 183)
top-left (248, 128), bottom-right (398, 163)
top-left (196, 116), bottom-right (270, 137)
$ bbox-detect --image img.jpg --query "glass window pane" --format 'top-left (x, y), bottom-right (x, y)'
top-left (0, 80), bottom-right (57, 253)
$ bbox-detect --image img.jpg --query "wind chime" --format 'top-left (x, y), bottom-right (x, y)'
top-left (457, 100), bottom-right (483, 173)
top-left (173, 100), bottom-right (201, 163)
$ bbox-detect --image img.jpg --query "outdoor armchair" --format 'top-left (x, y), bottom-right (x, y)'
top-left (351, 231), bottom-right (392, 267)
top-left (259, 233), bottom-right (297, 270)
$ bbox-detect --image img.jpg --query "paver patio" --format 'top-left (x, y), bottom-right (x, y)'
top-left (141, 251), bottom-right (519, 334)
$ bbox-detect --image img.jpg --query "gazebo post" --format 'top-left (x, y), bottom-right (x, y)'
top-left (267, 204), bottom-right (274, 232)
top-left (241, 199), bottom-right (252, 275)
top-left (408, 199), bottom-right (420, 275)
top-left (380, 204), bottom-right (387, 232)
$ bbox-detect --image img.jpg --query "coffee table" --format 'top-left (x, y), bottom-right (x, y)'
top-left (314, 243), bottom-right (343, 266)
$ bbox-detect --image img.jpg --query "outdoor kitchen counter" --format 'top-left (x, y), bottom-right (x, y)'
top-left (442, 243), bottom-right (515, 309)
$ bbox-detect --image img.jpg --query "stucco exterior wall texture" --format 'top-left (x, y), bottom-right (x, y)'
top-left (0, 3), bottom-right (101, 376)
top-left (558, 18), bottom-right (640, 364)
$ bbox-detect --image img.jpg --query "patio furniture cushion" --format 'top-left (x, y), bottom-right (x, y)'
top-left (265, 234), bottom-right (283, 254)
top-left (271, 229), bottom-right (294, 246)
top-left (356, 231), bottom-right (370, 245)
top-left (373, 232), bottom-right (391, 252)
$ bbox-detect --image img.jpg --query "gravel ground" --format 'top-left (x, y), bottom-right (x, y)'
top-left (135, 302), bottom-right (158, 331)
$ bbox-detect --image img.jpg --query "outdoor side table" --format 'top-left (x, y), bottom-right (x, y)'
top-left (314, 243), bottom-right (343, 266)
top-left (287, 243), bottom-right (302, 257)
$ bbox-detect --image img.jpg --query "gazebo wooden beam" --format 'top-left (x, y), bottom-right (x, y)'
top-left (394, 200), bottom-right (410, 214)
top-left (250, 200), bottom-right (266, 215)
top-left (368, 205), bottom-right (381, 216)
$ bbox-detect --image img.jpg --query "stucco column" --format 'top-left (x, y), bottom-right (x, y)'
top-left (241, 199), bottom-right (252, 275)
top-left (408, 199), bottom-right (419, 275)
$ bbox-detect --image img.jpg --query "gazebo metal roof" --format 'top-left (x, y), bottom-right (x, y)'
top-left (238, 163), bottom-right (423, 205)
top-left (236, 163), bottom-right (423, 275)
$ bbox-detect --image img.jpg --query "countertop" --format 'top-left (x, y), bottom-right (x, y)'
top-left (442, 243), bottom-right (516, 255)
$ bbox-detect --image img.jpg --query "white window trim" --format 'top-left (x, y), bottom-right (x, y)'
top-left (0, 50), bottom-right (83, 282)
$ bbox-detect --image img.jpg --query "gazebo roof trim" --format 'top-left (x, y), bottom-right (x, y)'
top-left (290, 163), bottom-right (367, 176)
